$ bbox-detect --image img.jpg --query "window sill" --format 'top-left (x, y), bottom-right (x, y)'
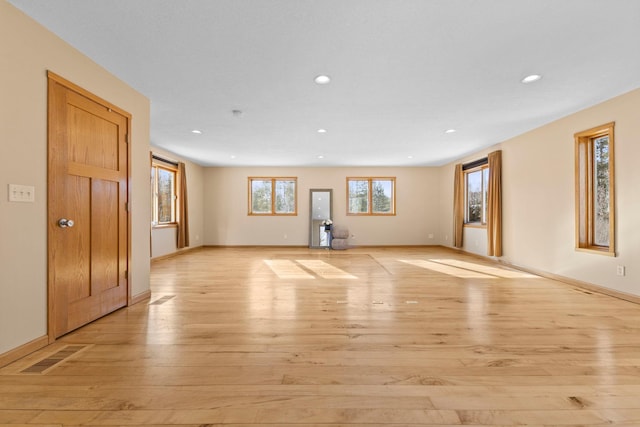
top-left (346, 213), bottom-right (396, 216)
top-left (575, 247), bottom-right (616, 257)
top-left (464, 223), bottom-right (486, 229)
top-left (152, 223), bottom-right (178, 229)
top-left (248, 213), bottom-right (298, 216)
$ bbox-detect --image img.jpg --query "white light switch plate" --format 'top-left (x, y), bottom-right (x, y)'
top-left (8, 184), bottom-right (35, 202)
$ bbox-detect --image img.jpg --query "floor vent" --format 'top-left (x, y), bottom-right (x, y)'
top-left (21, 345), bottom-right (86, 374)
top-left (149, 295), bottom-right (176, 305)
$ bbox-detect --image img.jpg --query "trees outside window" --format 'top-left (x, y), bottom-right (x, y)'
top-left (249, 177), bottom-right (297, 215)
top-left (151, 160), bottom-right (177, 226)
top-left (275, 179), bottom-right (296, 214)
top-left (347, 177), bottom-right (395, 215)
top-left (575, 123), bottom-right (615, 255)
top-left (464, 165), bottom-right (489, 225)
top-left (593, 135), bottom-right (611, 247)
top-left (348, 179), bottom-right (369, 214)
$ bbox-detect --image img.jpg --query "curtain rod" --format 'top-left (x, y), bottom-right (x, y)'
top-left (462, 157), bottom-right (488, 171)
top-left (151, 154), bottom-right (179, 167)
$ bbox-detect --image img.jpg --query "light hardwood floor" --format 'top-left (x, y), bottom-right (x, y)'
top-left (1, 246), bottom-right (639, 426)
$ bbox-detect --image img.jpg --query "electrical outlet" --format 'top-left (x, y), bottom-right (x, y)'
top-left (428, 233), bottom-right (434, 239)
top-left (616, 265), bottom-right (625, 276)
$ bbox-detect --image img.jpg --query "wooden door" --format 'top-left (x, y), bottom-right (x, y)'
top-left (47, 72), bottom-right (130, 339)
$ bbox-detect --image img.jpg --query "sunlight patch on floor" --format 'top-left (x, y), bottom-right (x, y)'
top-left (430, 259), bottom-right (539, 279)
top-left (399, 259), bottom-right (495, 279)
top-left (296, 260), bottom-right (357, 279)
top-left (264, 260), bottom-right (315, 279)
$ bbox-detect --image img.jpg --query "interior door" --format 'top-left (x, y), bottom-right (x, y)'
top-left (47, 72), bottom-right (130, 339)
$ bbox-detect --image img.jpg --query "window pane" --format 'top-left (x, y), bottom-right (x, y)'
top-left (372, 179), bottom-right (393, 213)
top-left (466, 170), bottom-right (482, 223)
top-left (251, 180), bottom-right (272, 214)
top-left (151, 166), bottom-right (157, 223)
top-left (157, 168), bottom-right (175, 223)
top-left (575, 123), bottom-right (615, 254)
top-left (275, 180), bottom-right (296, 214)
top-left (348, 180), bottom-right (369, 213)
top-left (593, 136), bottom-right (610, 246)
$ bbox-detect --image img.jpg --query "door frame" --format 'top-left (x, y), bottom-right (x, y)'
top-left (47, 71), bottom-right (132, 343)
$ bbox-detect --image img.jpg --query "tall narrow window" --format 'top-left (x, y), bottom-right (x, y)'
top-left (463, 159), bottom-right (489, 225)
top-left (151, 157), bottom-right (178, 226)
top-left (575, 122), bottom-right (615, 255)
top-left (347, 177), bottom-right (395, 215)
top-left (248, 177), bottom-right (297, 215)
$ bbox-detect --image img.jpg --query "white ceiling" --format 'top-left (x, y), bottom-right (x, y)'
top-left (9, 0), bottom-right (640, 167)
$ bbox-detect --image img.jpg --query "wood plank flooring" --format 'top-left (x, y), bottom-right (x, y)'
top-left (1, 246), bottom-right (639, 426)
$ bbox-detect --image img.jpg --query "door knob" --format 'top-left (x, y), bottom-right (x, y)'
top-left (58, 218), bottom-right (75, 228)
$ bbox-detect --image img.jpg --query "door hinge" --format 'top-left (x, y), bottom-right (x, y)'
top-left (124, 270), bottom-right (128, 279)
top-left (125, 133), bottom-right (129, 143)
top-left (125, 202), bottom-right (129, 212)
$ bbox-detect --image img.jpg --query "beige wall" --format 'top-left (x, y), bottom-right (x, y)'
top-left (204, 167), bottom-right (441, 246)
top-left (150, 147), bottom-right (205, 259)
top-left (0, 2), bottom-right (151, 354)
top-left (440, 88), bottom-right (640, 298)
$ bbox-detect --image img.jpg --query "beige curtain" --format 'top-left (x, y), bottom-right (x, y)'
top-left (177, 162), bottom-right (190, 249)
top-left (487, 150), bottom-right (502, 256)
top-left (453, 163), bottom-right (464, 248)
top-left (149, 152), bottom-right (153, 257)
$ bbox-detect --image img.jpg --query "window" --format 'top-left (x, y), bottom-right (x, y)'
top-left (464, 159), bottom-right (489, 225)
top-left (575, 122), bottom-right (615, 255)
top-left (347, 177), bottom-right (395, 215)
top-left (248, 177), bottom-right (297, 215)
top-left (151, 157), bottom-right (178, 226)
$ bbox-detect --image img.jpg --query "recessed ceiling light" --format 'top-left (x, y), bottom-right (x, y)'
top-left (230, 155), bottom-right (236, 159)
top-left (445, 129), bottom-right (456, 134)
top-left (317, 155), bottom-right (324, 159)
top-left (191, 129), bottom-right (202, 134)
top-left (317, 129), bottom-right (327, 133)
top-left (521, 74), bottom-right (542, 84)
top-left (314, 75), bottom-right (331, 85)
top-left (407, 155), bottom-right (413, 159)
